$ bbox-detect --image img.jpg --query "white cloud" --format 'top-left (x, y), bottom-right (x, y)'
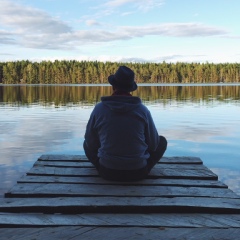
top-left (90, 0), bottom-right (165, 18)
top-left (0, 0), bottom-right (232, 50)
top-left (120, 11), bottom-right (134, 16)
top-left (0, 30), bottom-right (16, 45)
top-left (70, 23), bottom-right (228, 47)
top-left (85, 20), bottom-right (101, 26)
top-left (0, 0), bottom-right (72, 34)
top-left (104, 0), bottom-right (136, 8)
top-left (104, 0), bottom-right (164, 12)
top-left (1, 18), bottom-right (229, 50)
top-left (118, 23), bottom-right (228, 38)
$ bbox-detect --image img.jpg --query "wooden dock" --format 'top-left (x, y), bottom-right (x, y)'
top-left (0, 155), bottom-right (240, 239)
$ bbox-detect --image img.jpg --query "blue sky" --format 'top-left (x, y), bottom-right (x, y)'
top-left (0, 0), bottom-right (240, 63)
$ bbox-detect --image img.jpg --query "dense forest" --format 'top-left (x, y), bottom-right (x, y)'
top-left (0, 60), bottom-right (240, 84)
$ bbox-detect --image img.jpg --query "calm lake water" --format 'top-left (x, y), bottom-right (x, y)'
top-left (0, 84), bottom-right (240, 197)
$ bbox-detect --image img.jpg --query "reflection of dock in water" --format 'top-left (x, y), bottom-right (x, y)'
top-left (0, 155), bottom-right (240, 239)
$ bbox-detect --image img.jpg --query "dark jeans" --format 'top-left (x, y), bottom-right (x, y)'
top-left (83, 136), bottom-right (167, 181)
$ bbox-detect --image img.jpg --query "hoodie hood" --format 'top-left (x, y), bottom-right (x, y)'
top-left (101, 96), bottom-right (142, 112)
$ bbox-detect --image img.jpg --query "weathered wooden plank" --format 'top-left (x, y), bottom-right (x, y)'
top-left (160, 156), bottom-right (203, 164)
top-left (35, 161), bottom-right (92, 168)
top-left (0, 213), bottom-right (239, 227)
top-left (72, 227), bottom-right (240, 240)
top-left (5, 183), bottom-right (239, 199)
top-left (1, 197), bottom-right (240, 213)
top-left (34, 160), bottom-right (208, 170)
top-left (0, 227), bottom-right (89, 240)
top-left (17, 175), bottom-right (228, 188)
top-left (150, 168), bottom-right (218, 180)
top-left (26, 166), bottom-right (218, 180)
top-left (38, 155), bottom-right (203, 164)
top-left (27, 166), bottom-right (98, 176)
top-left (38, 154), bottom-right (88, 161)
top-left (0, 226), bottom-right (239, 240)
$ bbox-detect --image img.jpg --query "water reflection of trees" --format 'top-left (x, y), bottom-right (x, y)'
top-left (0, 85), bottom-right (239, 106)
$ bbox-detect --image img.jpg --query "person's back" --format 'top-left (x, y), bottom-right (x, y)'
top-left (83, 66), bottom-right (167, 181)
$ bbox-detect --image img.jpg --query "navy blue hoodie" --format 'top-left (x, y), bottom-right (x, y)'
top-left (84, 95), bottom-right (160, 170)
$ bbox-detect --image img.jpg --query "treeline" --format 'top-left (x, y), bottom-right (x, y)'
top-left (0, 60), bottom-right (240, 84)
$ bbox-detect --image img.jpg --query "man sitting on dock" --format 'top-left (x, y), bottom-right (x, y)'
top-left (83, 66), bottom-right (167, 181)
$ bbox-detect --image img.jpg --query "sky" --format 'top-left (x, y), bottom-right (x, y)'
top-left (0, 0), bottom-right (240, 63)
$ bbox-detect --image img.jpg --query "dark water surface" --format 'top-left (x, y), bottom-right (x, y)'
top-left (0, 84), bottom-right (240, 196)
